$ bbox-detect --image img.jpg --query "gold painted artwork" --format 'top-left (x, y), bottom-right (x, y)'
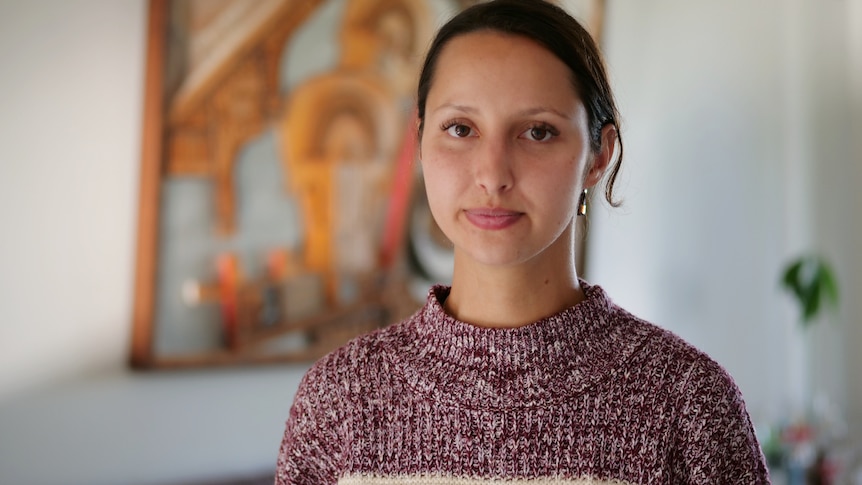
top-left (131, 0), bottom-right (605, 368)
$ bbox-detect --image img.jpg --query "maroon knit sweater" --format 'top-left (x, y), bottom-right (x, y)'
top-left (275, 282), bottom-right (770, 484)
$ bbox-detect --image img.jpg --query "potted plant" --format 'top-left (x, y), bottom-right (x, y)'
top-left (773, 254), bottom-right (841, 484)
top-left (781, 254), bottom-right (839, 328)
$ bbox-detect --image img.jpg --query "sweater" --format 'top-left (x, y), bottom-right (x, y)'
top-left (275, 282), bottom-right (770, 484)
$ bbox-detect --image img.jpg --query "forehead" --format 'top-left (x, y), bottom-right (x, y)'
top-left (437, 30), bottom-right (568, 74)
top-left (428, 31), bottom-right (579, 107)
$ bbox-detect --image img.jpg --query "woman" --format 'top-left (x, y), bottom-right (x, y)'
top-left (276, 1), bottom-right (770, 483)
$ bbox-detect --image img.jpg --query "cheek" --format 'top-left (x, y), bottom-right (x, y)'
top-left (420, 160), bottom-right (454, 210)
top-left (421, 153), bottom-right (469, 231)
top-left (562, 153), bottom-right (588, 193)
top-left (526, 161), bottom-right (582, 212)
top-left (421, 145), bottom-right (464, 189)
top-left (421, 176), bottom-right (455, 242)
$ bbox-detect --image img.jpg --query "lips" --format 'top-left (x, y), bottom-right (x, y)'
top-left (463, 208), bottom-right (524, 230)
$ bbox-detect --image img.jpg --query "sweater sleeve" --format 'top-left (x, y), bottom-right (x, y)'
top-left (275, 362), bottom-right (347, 485)
top-left (672, 358), bottom-right (771, 484)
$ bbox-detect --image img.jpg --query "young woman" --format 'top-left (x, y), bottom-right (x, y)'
top-left (276, 1), bottom-right (770, 483)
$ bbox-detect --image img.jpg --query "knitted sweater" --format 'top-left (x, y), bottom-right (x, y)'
top-left (275, 282), bottom-right (770, 484)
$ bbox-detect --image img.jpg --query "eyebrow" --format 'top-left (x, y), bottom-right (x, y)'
top-left (518, 106), bottom-right (571, 119)
top-left (432, 103), bottom-right (572, 120)
top-left (433, 103), bottom-right (478, 115)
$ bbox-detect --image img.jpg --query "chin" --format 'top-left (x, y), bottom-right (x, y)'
top-left (460, 245), bottom-right (533, 268)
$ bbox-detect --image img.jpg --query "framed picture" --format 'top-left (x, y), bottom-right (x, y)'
top-left (130, 0), bottom-right (606, 369)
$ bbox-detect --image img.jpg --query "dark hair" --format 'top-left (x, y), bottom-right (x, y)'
top-left (416, 0), bottom-right (623, 206)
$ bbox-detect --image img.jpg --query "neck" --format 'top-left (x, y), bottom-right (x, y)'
top-left (444, 227), bottom-right (584, 328)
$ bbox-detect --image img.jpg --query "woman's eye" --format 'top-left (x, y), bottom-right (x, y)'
top-left (445, 124), bottom-right (473, 138)
top-left (524, 125), bottom-right (555, 142)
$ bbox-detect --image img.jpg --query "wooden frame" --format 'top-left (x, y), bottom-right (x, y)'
top-left (130, 0), bottom-right (167, 367)
top-left (130, 0), bottom-right (603, 368)
top-left (131, 0), bottom-right (437, 368)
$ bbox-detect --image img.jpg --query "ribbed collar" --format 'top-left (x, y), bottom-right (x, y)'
top-left (391, 281), bottom-right (647, 410)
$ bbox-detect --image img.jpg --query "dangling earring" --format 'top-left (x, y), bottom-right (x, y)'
top-left (577, 189), bottom-right (588, 216)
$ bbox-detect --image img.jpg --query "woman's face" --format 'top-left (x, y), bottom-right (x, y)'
top-left (420, 31), bottom-right (604, 269)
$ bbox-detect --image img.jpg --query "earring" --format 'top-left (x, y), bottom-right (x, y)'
top-left (577, 189), bottom-right (588, 216)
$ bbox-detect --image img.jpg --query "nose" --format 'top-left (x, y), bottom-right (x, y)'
top-left (473, 137), bottom-right (514, 194)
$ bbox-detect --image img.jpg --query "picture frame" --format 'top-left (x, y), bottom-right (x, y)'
top-left (130, 0), bottom-right (606, 369)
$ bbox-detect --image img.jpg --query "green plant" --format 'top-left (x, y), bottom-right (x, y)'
top-left (780, 255), bottom-right (839, 328)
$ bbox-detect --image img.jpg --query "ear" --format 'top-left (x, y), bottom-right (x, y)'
top-left (415, 116), bottom-right (424, 159)
top-left (584, 124), bottom-right (617, 189)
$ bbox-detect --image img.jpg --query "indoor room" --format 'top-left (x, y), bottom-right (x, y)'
top-left (1, 0), bottom-right (860, 484)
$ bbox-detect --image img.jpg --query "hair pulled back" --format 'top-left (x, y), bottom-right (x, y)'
top-left (416, 0), bottom-right (623, 206)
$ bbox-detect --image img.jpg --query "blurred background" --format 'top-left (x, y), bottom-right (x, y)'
top-left (0, 0), bottom-right (860, 484)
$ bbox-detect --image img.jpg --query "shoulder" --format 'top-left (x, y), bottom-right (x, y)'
top-left (299, 308), bottom-right (420, 391)
top-left (600, 303), bottom-right (767, 478)
top-left (645, 321), bottom-right (739, 400)
top-left (580, 281), bottom-right (709, 364)
top-left (601, 298), bottom-right (740, 402)
top-left (633, 325), bottom-right (769, 479)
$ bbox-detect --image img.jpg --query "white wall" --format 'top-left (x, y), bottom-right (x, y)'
top-left (800, 0), bottom-right (862, 439)
top-left (0, 0), bottom-right (860, 484)
top-left (837, 0), bottom-right (862, 436)
top-left (0, 2), bottom-right (309, 484)
top-left (591, 0), bottom-right (861, 435)
top-left (0, 0), bottom-right (143, 401)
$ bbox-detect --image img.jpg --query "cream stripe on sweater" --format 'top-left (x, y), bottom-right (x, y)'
top-left (338, 475), bottom-right (635, 484)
